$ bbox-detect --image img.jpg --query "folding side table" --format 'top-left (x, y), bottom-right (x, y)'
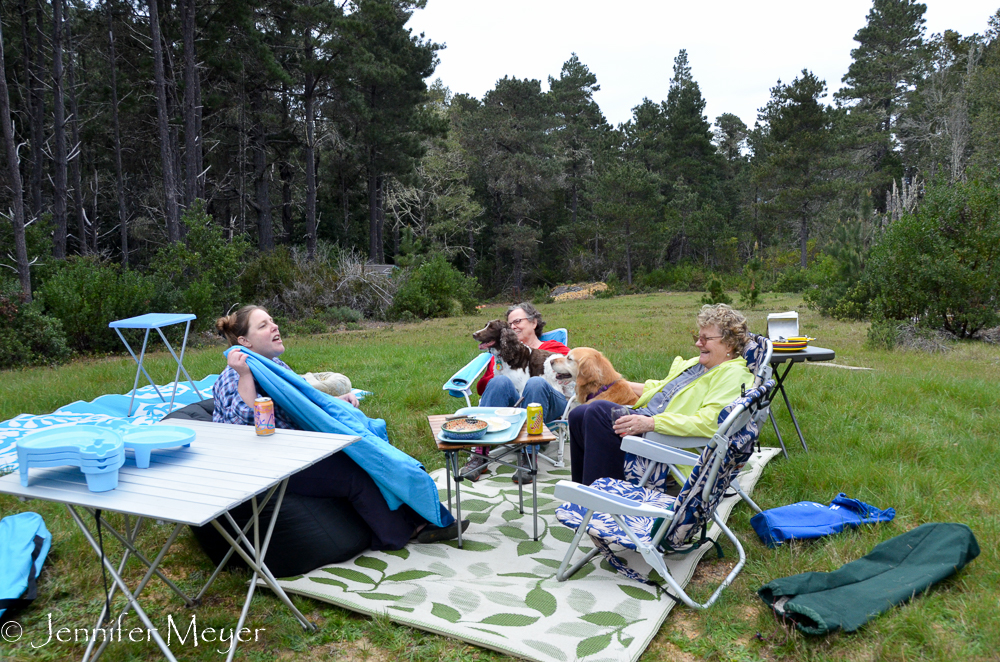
top-left (0, 420), bottom-right (359, 662)
top-left (428, 415), bottom-right (555, 548)
top-left (768, 345), bottom-right (836, 457)
top-left (109, 313), bottom-right (205, 416)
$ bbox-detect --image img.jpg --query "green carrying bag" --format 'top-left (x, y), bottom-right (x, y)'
top-left (758, 522), bottom-right (979, 635)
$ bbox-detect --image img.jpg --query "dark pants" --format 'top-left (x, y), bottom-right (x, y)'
top-left (569, 399), bottom-right (628, 485)
top-left (288, 452), bottom-right (421, 551)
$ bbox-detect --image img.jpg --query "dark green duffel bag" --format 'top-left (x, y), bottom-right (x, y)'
top-left (759, 522), bottom-right (979, 635)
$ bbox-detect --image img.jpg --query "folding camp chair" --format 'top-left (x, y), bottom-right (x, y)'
top-left (442, 327), bottom-right (570, 467)
top-left (552, 378), bottom-right (774, 608)
top-left (621, 333), bottom-right (774, 513)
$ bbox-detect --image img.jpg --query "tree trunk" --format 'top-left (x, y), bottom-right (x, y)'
top-left (303, 67), bottom-right (317, 260)
top-left (107, 1), bottom-right (129, 265)
top-left (66, 16), bottom-right (87, 254)
top-left (467, 218), bottom-right (476, 276)
top-left (368, 167), bottom-right (378, 261)
top-left (182, 0), bottom-right (199, 206)
top-left (0, 17), bottom-right (32, 297)
top-left (51, 0), bottom-right (68, 258)
top-left (625, 219), bottom-right (633, 285)
top-left (251, 90), bottom-right (273, 251)
top-left (800, 215), bottom-right (808, 269)
top-left (91, 167), bottom-right (99, 249)
top-left (19, 0), bottom-right (43, 220)
top-left (376, 175), bottom-right (385, 263)
top-left (148, 0), bottom-right (181, 241)
top-left (280, 159), bottom-right (293, 242)
top-left (31, 0), bottom-right (46, 220)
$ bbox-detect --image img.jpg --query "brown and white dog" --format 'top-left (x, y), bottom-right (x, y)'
top-left (549, 347), bottom-right (639, 411)
top-left (472, 319), bottom-right (574, 399)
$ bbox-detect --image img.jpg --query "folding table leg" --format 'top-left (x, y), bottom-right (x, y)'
top-left (529, 446), bottom-right (538, 542)
top-left (194, 483), bottom-right (280, 604)
top-left (115, 327), bottom-right (166, 416)
top-left (450, 451), bottom-right (464, 549)
top-left (777, 377), bottom-right (809, 452)
top-left (768, 409), bottom-right (790, 459)
top-left (81, 508), bottom-right (195, 606)
top-left (154, 321), bottom-right (204, 407)
top-left (66, 506), bottom-right (180, 662)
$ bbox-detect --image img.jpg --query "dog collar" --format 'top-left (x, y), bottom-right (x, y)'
top-left (586, 380), bottom-right (620, 402)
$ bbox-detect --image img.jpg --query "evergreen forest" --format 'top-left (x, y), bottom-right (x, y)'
top-left (1, 0), bottom-right (999, 364)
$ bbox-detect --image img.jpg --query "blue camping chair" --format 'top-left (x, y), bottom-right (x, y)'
top-left (442, 328), bottom-right (570, 467)
top-left (553, 378), bottom-right (775, 605)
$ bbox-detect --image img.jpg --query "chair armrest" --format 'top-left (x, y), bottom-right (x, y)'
top-left (443, 353), bottom-right (492, 394)
top-left (553, 480), bottom-right (674, 519)
top-left (622, 435), bottom-right (701, 466)
top-left (642, 431), bottom-right (711, 449)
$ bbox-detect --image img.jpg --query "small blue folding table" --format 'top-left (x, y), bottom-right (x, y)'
top-left (109, 313), bottom-right (206, 416)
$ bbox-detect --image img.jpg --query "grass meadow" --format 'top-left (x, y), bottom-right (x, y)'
top-left (1, 292), bottom-right (998, 661)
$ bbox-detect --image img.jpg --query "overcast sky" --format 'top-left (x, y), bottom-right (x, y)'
top-left (408, 0), bottom-right (999, 130)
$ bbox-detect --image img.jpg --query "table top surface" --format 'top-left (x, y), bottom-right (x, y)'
top-left (769, 345), bottom-right (835, 364)
top-left (109, 313), bottom-right (197, 329)
top-left (427, 414), bottom-right (556, 450)
top-left (0, 420), bottom-right (358, 526)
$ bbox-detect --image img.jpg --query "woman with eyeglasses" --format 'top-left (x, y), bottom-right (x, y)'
top-left (462, 302), bottom-right (569, 482)
top-left (568, 303), bottom-right (754, 486)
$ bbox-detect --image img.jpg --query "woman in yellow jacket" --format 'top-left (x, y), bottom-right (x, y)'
top-left (568, 304), bottom-right (753, 485)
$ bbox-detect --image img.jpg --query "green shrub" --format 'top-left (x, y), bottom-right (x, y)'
top-left (321, 306), bottom-right (363, 325)
top-left (701, 277), bottom-right (732, 305)
top-left (285, 317), bottom-right (327, 336)
top-left (864, 175), bottom-right (1000, 338)
top-left (389, 255), bottom-right (479, 320)
top-left (239, 246), bottom-right (297, 306)
top-left (530, 285), bottom-right (554, 304)
top-left (739, 259), bottom-right (763, 309)
top-left (772, 267), bottom-right (810, 293)
top-left (0, 280), bottom-right (71, 368)
top-left (37, 257), bottom-right (175, 353)
top-left (150, 202), bottom-right (250, 331)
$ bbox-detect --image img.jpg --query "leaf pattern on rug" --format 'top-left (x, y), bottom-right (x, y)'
top-left (277, 448), bottom-right (780, 662)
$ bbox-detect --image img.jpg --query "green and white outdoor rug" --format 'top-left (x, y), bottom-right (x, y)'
top-left (274, 447), bottom-right (781, 662)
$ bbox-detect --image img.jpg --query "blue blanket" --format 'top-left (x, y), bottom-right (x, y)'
top-left (232, 348), bottom-right (450, 527)
top-left (0, 376), bottom-right (219, 473)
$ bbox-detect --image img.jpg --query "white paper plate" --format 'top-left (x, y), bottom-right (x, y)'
top-left (485, 418), bottom-right (512, 433)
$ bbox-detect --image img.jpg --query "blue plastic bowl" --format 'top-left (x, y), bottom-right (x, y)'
top-left (441, 417), bottom-right (489, 441)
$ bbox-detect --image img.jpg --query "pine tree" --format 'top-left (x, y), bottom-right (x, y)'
top-left (835, 0), bottom-right (927, 202)
top-left (752, 70), bottom-right (837, 268)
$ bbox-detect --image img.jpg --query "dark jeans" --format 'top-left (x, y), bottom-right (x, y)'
top-left (289, 452), bottom-right (421, 551)
top-left (568, 399), bottom-right (629, 485)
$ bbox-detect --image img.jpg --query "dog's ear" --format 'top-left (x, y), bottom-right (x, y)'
top-left (499, 326), bottom-right (519, 353)
top-left (574, 348), bottom-right (602, 388)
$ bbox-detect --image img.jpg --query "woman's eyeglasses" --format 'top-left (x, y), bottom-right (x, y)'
top-left (509, 317), bottom-right (531, 326)
top-left (692, 333), bottom-right (724, 343)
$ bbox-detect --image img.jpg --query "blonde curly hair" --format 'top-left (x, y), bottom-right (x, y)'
top-left (696, 304), bottom-right (750, 357)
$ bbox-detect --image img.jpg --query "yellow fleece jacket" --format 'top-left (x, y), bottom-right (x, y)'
top-left (634, 355), bottom-right (752, 438)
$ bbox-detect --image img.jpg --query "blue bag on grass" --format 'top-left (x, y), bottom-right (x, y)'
top-left (0, 512), bottom-right (52, 619)
top-left (751, 493), bottom-right (895, 548)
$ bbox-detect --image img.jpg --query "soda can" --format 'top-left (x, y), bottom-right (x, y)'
top-left (254, 397), bottom-right (275, 436)
top-left (526, 402), bottom-right (543, 436)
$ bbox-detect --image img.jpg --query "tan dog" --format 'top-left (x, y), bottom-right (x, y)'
top-left (549, 347), bottom-right (639, 410)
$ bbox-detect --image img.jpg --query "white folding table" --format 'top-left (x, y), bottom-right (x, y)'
top-left (108, 313), bottom-right (205, 416)
top-left (0, 420), bottom-right (359, 661)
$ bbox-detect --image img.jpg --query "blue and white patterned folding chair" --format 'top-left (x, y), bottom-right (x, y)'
top-left (552, 379), bottom-right (774, 608)
top-left (621, 333), bottom-right (774, 512)
top-left (442, 328), bottom-right (570, 467)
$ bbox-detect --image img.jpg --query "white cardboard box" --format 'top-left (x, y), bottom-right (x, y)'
top-left (767, 311), bottom-right (800, 340)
